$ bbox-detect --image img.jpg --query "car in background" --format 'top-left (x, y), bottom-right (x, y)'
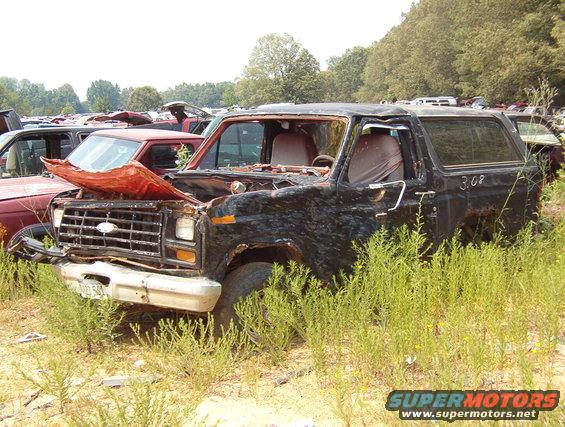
top-left (142, 102), bottom-right (213, 135)
top-left (503, 112), bottom-right (563, 179)
top-left (411, 97), bottom-right (458, 107)
top-left (0, 109), bottom-right (22, 136)
top-left (1, 129), bottom-right (204, 247)
top-left (0, 127), bottom-right (102, 179)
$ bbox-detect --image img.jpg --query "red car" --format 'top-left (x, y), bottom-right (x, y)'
top-left (0, 128), bottom-right (203, 246)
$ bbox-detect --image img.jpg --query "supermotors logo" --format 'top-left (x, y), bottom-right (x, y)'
top-left (386, 390), bottom-right (560, 422)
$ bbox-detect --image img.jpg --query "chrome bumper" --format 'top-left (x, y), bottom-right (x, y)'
top-left (54, 261), bottom-right (222, 313)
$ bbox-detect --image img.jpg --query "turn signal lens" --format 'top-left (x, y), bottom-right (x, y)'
top-left (176, 249), bottom-right (196, 263)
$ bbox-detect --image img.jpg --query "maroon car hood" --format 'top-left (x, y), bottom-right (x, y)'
top-left (0, 176), bottom-right (76, 202)
top-left (42, 158), bottom-right (199, 203)
top-left (94, 111), bottom-right (153, 126)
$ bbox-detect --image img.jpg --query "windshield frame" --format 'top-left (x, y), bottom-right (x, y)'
top-left (185, 114), bottom-right (351, 180)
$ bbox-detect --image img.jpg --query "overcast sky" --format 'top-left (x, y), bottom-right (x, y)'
top-left (1, 0), bottom-right (414, 100)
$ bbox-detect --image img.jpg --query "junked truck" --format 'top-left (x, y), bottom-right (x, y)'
top-left (11, 104), bottom-right (540, 329)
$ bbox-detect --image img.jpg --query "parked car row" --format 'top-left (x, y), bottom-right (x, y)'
top-left (7, 103), bottom-right (561, 331)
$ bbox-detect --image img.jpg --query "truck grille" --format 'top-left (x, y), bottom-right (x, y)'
top-left (58, 207), bottom-right (163, 257)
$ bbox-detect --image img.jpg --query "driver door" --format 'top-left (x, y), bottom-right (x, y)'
top-left (334, 119), bottom-right (437, 267)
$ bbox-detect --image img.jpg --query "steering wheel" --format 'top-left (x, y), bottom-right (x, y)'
top-left (312, 155), bottom-right (335, 168)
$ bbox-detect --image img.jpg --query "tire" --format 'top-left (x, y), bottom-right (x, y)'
top-left (211, 262), bottom-right (273, 335)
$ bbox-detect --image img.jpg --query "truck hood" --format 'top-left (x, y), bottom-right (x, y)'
top-left (0, 176), bottom-right (75, 202)
top-left (42, 158), bottom-right (200, 203)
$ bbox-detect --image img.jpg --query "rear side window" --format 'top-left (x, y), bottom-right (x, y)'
top-left (149, 143), bottom-right (194, 170)
top-left (422, 119), bottom-right (521, 167)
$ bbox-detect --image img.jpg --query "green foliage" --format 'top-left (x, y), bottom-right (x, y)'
top-left (235, 215), bottom-right (565, 394)
top-left (162, 81), bottom-right (236, 108)
top-left (325, 46), bottom-right (369, 102)
top-left (18, 354), bottom-right (79, 413)
top-left (134, 316), bottom-right (247, 396)
top-left (92, 96), bottom-right (112, 113)
top-left (127, 86), bottom-right (163, 112)
top-left (35, 269), bottom-right (125, 352)
top-left (61, 104), bottom-right (75, 115)
top-left (120, 86), bottom-right (134, 110)
top-left (0, 77), bottom-right (84, 115)
top-left (68, 384), bottom-right (183, 427)
top-left (175, 144), bottom-right (192, 169)
top-left (359, 0), bottom-right (565, 104)
top-left (86, 80), bottom-right (121, 111)
top-left (235, 33), bottom-right (324, 107)
top-left (0, 249), bottom-right (40, 301)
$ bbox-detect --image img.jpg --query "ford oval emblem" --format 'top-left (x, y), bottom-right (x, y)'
top-left (96, 222), bottom-right (119, 234)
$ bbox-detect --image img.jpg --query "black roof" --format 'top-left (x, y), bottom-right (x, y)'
top-left (226, 103), bottom-right (506, 118)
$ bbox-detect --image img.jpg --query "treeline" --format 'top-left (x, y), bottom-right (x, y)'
top-left (0, 77), bottom-right (235, 116)
top-left (358, 0), bottom-right (565, 105)
top-left (235, 0), bottom-right (564, 107)
top-left (1, 0), bottom-right (563, 115)
top-left (0, 77), bottom-right (84, 116)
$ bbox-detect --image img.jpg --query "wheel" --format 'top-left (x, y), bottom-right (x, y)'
top-left (211, 262), bottom-right (273, 334)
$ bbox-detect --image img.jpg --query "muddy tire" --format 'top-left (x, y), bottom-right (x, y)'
top-left (211, 262), bottom-right (273, 335)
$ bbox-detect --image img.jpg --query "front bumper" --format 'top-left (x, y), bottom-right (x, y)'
top-left (54, 261), bottom-right (221, 313)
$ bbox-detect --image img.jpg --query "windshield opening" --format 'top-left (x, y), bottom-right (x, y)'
top-left (195, 117), bottom-right (346, 175)
top-left (66, 135), bottom-right (140, 171)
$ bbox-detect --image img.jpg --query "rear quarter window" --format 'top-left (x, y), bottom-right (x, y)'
top-left (421, 119), bottom-right (522, 167)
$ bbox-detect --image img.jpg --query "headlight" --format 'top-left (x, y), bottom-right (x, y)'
top-left (52, 208), bottom-right (64, 228)
top-left (175, 217), bottom-right (195, 241)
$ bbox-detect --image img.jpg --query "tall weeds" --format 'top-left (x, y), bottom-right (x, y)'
top-left (236, 221), bottom-right (565, 392)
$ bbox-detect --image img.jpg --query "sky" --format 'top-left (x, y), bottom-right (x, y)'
top-left (1, 0), bottom-right (414, 100)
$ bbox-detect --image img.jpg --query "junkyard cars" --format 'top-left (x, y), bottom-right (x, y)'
top-left (1, 128), bottom-right (203, 246)
top-left (13, 103), bottom-right (541, 329)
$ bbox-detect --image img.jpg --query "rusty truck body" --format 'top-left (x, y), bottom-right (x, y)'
top-left (12, 104), bottom-right (541, 328)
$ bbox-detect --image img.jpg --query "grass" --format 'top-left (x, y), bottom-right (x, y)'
top-left (0, 176), bottom-right (563, 425)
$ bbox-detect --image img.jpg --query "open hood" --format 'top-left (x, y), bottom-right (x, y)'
top-left (93, 111), bottom-right (153, 126)
top-left (42, 158), bottom-right (200, 203)
top-left (162, 102), bottom-right (212, 123)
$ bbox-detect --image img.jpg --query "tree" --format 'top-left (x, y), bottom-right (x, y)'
top-left (161, 81), bottom-right (237, 107)
top-left (50, 83), bottom-right (83, 114)
top-left (358, 0), bottom-right (564, 104)
top-left (92, 96), bottom-right (111, 113)
top-left (325, 46), bottom-right (369, 102)
top-left (86, 80), bottom-right (121, 111)
top-left (235, 33), bottom-right (323, 107)
top-left (60, 104), bottom-right (75, 115)
top-left (127, 86), bottom-right (163, 111)
top-left (120, 86), bottom-right (134, 109)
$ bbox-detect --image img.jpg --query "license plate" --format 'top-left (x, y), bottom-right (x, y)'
top-left (77, 278), bottom-right (104, 299)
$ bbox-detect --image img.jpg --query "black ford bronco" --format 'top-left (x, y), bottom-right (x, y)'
top-left (13, 104), bottom-right (540, 328)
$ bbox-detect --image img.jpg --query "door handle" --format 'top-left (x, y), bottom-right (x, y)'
top-left (415, 190), bottom-right (436, 197)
